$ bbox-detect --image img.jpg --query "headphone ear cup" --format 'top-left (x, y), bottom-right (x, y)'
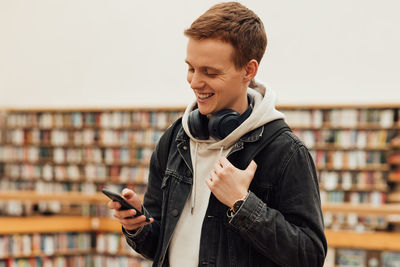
top-left (188, 109), bottom-right (210, 140)
top-left (208, 110), bottom-right (240, 140)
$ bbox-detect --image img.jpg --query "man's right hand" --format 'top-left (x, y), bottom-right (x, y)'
top-left (108, 188), bottom-right (154, 231)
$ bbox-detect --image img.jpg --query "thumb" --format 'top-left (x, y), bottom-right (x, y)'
top-left (122, 188), bottom-right (134, 199)
top-left (246, 160), bottom-right (257, 174)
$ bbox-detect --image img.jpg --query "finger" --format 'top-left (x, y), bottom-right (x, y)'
top-left (205, 175), bottom-right (213, 188)
top-left (213, 162), bottom-right (223, 174)
top-left (121, 218), bottom-right (148, 230)
top-left (113, 209), bottom-right (137, 220)
top-left (120, 214), bottom-right (147, 225)
top-left (122, 219), bottom-right (153, 232)
top-left (209, 169), bottom-right (218, 182)
top-left (246, 160), bottom-right (258, 174)
top-left (219, 157), bottom-right (232, 168)
top-left (108, 200), bottom-right (121, 210)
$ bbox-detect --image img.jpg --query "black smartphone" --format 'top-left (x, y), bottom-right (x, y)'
top-left (102, 188), bottom-right (150, 222)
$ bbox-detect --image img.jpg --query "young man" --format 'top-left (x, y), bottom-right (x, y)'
top-left (109, 2), bottom-right (327, 266)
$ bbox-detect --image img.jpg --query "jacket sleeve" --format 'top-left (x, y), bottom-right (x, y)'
top-left (228, 144), bottom-right (327, 267)
top-left (123, 128), bottom-right (171, 260)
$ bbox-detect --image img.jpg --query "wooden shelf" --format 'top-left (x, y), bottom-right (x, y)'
top-left (325, 230), bottom-right (400, 251)
top-left (0, 217), bottom-right (94, 234)
top-left (289, 125), bottom-right (400, 130)
top-left (3, 106), bottom-right (185, 112)
top-left (388, 192), bottom-right (400, 203)
top-left (3, 125), bottom-right (169, 131)
top-left (0, 191), bottom-right (108, 203)
top-left (97, 217), bottom-right (122, 232)
top-left (316, 165), bottom-right (390, 172)
top-left (0, 217), bottom-right (121, 234)
top-left (322, 203), bottom-right (400, 215)
top-left (1, 159), bottom-right (150, 166)
top-left (310, 145), bottom-right (388, 151)
top-left (320, 185), bottom-right (388, 192)
top-left (3, 103), bottom-right (399, 113)
top-left (0, 250), bottom-right (93, 260)
top-left (389, 172), bottom-right (400, 182)
top-left (0, 177), bottom-right (148, 185)
top-left (2, 143), bottom-right (156, 149)
top-left (4, 216), bottom-right (400, 252)
top-left (277, 104), bottom-right (400, 109)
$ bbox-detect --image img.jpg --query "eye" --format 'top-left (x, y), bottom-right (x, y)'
top-left (203, 69), bottom-right (218, 77)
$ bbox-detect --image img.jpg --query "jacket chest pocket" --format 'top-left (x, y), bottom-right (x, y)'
top-left (160, 169), bottom-right (193, 211)
top-left (161, 169), bottom-right (192, 190)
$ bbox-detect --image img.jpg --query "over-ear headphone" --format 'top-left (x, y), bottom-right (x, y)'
top-left (188, 95), bottom-right (254, 140)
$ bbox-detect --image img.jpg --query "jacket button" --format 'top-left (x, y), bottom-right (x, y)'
top-left (171, 209), bottom-right (179, 217)
top-left (183, 145), bottom-right (188, 150)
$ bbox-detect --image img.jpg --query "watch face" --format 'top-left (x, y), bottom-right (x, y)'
top-left (233, 200), bottom-right (244, 212)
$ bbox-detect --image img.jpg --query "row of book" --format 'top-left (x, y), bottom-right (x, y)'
top-left (319, 171), bottom-right (386, 191)
top-left (320, 190), bottom-right (386, 205)
top-left (283, 108), bottom-right (398, 128)
top-left (0, 200), bottom-right (113, 218)
top-left (324, 248), bottom-right (400, 267)
top-left (0, 180), bottom-right (144, 194)
top-left (0, 233), bottom-right (92, 258)
top-left (310, 150), bottom-right (387, 169)
top-left (0, 232), bottom-right (141, 259)
top-left (4, 111), bottom-right (183, 129)
top-left (293, 129), bottom-right (390, 148)
top-left (3, 164), bottom-right (150, 183)
top-left (4, 129), bottom-right (164, 146)
top-left (1, 180), bottom-right (96, 193)
top-left (323, 212), bottom-right (387, 231)
top-left (0, 255), bottom-right (151, 267)
top-left (0, 180), bottom-right (144, 195)
top-left (0, 182), bottom-right (144, 217)
top-left (0, 147), bottom-right (153, 165)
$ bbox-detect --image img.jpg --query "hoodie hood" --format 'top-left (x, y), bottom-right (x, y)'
top-left (182, 79), bottom-right (285, 148)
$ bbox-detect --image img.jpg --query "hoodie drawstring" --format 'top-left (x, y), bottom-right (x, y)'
top-left (191, 142), bottom-right (199, 214)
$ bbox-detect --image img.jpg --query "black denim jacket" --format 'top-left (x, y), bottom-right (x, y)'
top-left (124, 119), bottom-right (327, 267)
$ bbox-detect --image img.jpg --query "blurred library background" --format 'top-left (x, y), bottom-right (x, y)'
top-left (1, 1), bottom-right (400, 267)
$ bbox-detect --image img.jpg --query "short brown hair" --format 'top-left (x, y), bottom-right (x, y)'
top-left (184, 2), bottom-right (267, 69)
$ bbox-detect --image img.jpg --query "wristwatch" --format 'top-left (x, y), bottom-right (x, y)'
top-left (230, 199), bottom-right (245, 214)
top-left (227, 193), bottom-right (248, 218)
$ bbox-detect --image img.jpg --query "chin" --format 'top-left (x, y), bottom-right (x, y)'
top-left (197, 108), bottom-right (210, 116)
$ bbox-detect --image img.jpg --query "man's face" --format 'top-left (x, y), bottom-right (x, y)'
top-left (185, 38), bottom-right (249, 116)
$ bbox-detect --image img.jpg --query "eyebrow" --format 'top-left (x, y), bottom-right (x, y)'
top-left (185, 60), bottom-right (222, 73)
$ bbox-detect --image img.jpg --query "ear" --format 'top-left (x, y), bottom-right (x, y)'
top-left (243, 59), bottom-right (259, 83)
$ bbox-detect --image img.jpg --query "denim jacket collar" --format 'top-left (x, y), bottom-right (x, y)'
top-left (175, 125), bottom-right (265, 155)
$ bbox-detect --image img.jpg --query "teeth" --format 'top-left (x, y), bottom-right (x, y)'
top-left (197, 93), bottom-right (214, 99)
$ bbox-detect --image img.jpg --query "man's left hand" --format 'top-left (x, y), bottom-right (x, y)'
top-left (206, 157), bottom-right (257, 208)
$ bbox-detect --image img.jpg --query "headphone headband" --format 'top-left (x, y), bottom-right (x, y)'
top-left (188, 94), bottom-right (254, 140)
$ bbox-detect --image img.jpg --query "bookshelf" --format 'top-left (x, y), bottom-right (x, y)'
top-left (279, 104), bottom-right (400, 267)
top-left (1, 105), bottom-right (400, 267)
top-left (0, 108), bottom-right (183, 267)
top-left (388, 136), bottom-right (400, 206)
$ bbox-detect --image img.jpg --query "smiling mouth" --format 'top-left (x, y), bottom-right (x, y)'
top-left (196, 92), bottom-right (214, 99)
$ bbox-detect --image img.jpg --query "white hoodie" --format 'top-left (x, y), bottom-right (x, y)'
top-left (168, 80), bottom-right (285, 267)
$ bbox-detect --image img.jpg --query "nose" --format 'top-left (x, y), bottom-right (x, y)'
top-left (188, 71), bottom-right (204, 90)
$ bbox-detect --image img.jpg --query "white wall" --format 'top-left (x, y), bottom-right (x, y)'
top-left (0, 0), bottom-right (399, 108)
